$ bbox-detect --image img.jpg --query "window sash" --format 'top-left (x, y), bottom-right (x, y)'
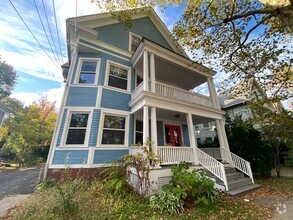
top-left (78, 61), bottom-right (97, 84)
top-left (102, 115), bottom-right (126, 145)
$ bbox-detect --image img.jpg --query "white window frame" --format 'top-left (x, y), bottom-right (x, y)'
top-left (98, 110), bottom-right (129, 148)
top-left (129, 32), bottom-right (142, 52)
top-left (62, 109), bottom-right (93, 147)
top-left (134, 118), bottom-right (143, 145)
top-left (104, 60), bottom-right (131, 92)
top-left (74, 58), bottom-right (101, 85)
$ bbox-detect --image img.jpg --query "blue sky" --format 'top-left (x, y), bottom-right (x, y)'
top-left (0, 1), bottom-right (290, 109)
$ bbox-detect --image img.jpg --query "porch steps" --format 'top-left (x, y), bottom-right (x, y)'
top-left (208, 166), bottom-right (261, 196)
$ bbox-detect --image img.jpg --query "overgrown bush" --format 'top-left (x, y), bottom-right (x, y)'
top-left (150, 190), bottom-right (184, 215)
top-left (152, 163), bottom-right (218, 213)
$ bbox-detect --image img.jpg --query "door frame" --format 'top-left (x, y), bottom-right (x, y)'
top-left (164, 124), bottom-right (183, 146)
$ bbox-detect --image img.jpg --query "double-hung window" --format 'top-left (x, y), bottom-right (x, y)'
top-left (135, 120), bottom-right (143, 145)
top-left (106, 62), bottom-right (130, 91)
top-left (66, 113), bottom-right (89, 145)
top-left (102, 115), bottom-right (126, 145)
top-left (78, 60), bottom-right (99, 84)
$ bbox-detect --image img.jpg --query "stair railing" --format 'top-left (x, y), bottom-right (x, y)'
top-left (220, 148), bottom-right (254, 184)
top-left (196, 148), bottom-right (229, 191)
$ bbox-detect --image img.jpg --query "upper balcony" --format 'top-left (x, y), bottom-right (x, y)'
top-left (130, 38), bottom-right (221, 111)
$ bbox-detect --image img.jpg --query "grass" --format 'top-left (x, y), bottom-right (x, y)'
top-left (4, 178), bottom-right (277, 220)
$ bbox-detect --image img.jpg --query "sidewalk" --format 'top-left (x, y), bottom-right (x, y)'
top-left (0, 195), bottom-right (30, 218)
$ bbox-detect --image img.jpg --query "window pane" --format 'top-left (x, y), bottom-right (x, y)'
top-left (104, 115), bottom-right (125, 129)
top-left (108, 75), bottom-right (127, 90)
top-left (66, 129), bottom-right (86, 144)
top-left (136, 75), bottom-right (143, 86)
top-left (70, 114), bottom-right (88, 127)
top-left (79, 72), bottom-right (95, 84)
top-left (136, 120), bottom-right (143, 132)
top-left (131, 35), bottom-right (141, 52)
top-left (109, 65), bottom-right (128, 79)
top-left (135, 132), bottom-right (143, 145)
top-left (102, 130), bottom-right (125, 144)
top-left (81, 61), bottom-right (96, 72)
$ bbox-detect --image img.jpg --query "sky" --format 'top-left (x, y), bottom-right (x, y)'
top-left (0, 0), bottom-right (290, 109)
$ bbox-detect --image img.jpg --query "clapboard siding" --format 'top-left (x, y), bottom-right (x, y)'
top-left (56, 109), bottom-right (68, 147)
top-left (93, 150), bottom-right (129, 163)
top-left (52, 150), bottom-right (88, 165)
top-left (101, 88), bottom-right (131, 111)
top-left (89, 109), bottom-right (101, 147)
top-left (66, 87), bottom-right (97, 107)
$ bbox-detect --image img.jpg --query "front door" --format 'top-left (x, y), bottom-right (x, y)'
top-left (165, 125), bottom-right (182, 146)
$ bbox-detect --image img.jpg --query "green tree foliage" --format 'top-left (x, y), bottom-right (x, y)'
top-left (0, 57), bottom-right (17, 100)
top-left (225, 114), bottom-right (274, 177)
top-left (94, 0), bottom-right (292, 102)
top-left (0, 96), bottom-right (57, 166)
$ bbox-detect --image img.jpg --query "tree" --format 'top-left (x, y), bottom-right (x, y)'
top-left (94, 0), bottom-right (292, 102)
top-left (0, 96), bottom-right (57, 166)
top-left (0, 57), bottom-right (17, 100)
top-left (225, 114), bottom-right (274, 177)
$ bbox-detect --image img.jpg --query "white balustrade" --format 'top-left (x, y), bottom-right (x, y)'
top-left (131, 83), bottom-right (143, 100)
top-left (196, 148), bottom-right (228, 191)
top-left (220, 148), bottom-right (254, 183)
top-left (157, 147), bottom-right (194, 165)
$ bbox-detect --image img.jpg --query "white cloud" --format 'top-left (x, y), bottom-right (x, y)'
top-left (11, 85), bottom-right (65, 109)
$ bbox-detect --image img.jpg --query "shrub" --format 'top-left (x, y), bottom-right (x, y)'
top-left (150, 190), bottom-right (184, 215)
top-left (163, 163), bottom-right (219, 207)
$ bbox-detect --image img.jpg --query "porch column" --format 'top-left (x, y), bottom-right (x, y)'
top-left (207, 77), bottom-right (220, 109)
top-left (150, 52), bottom-right (156, 93)
top-left (219, 119), bottom-right (230, 151)
top-left (215, 119), bottom-right (225, 149)
top-left (151, 107), bottom-right (158, 155)
top-left (187, 113), bottom-right (198, 165)
top-left (143, 106), bottom-right (149, 149)
top-left (143, 50), bottom-right (149, 91)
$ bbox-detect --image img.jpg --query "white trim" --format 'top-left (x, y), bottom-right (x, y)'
top-left (101, 85), bottom-right (131, 95)
top-left (74, 57), bottom-right (101, 85)
top-left (61, 108), bottom-right (94, 148)
top-left (96, 86), bottom-right (102, 107)
top-left (97, 109), bottom-right (130, 148)
top-left (104, 60), bottom-right (131, 92)
top-left (129, 32), bottom-right (142, 52)
top-left (134, 116), bottom-right (143, 145)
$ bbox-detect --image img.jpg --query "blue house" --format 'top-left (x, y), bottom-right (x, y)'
top-left (46, 8), bottom-right (258, 194)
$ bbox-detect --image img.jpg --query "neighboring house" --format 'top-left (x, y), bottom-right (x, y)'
top-left (45, 8), bottom-right (258, 194)
top-left (0, 103), bottom-right (12, 126)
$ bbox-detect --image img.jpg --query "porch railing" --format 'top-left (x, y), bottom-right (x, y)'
top-left (131, 83), bottom-right (143, 100)
top-left (155, 82), bottom-right (213, 108)
top-left (196, 148), bottom-right (229, 191)
top-left (157, 147), bottom-right (194, 165)
top-left (220, 148), bottom-right (254, 184)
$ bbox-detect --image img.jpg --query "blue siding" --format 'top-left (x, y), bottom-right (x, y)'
top-left (101, 89), bottom-right (131, 111)
top-left (157, 121), bottom-right (164, 146)
top-left (182, 124), bottom-right (190, 147)
top-left (66, 87), bottom-right (97, 107)
top-left (52, 150), bottom-right (88, 165)
top-left (94, 17), bottom-right (173, 51)
top-left (56, 109), bottom-right (68, 147)
top-left (93, 150), bottom-right (128, 163)
top-left (89, 109), bottom-right (101, 147)
top-left (129, 114), bottom-right (134, 146)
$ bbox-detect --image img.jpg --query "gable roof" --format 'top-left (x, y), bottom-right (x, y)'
top-left (66, 7), bottom-right (187, 62)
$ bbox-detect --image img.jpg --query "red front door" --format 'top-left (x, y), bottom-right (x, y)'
top-left (165, 125), bottom-right (182, 146)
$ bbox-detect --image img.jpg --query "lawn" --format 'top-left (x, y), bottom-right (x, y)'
top-left (4, 176), bottom-right (292, 220)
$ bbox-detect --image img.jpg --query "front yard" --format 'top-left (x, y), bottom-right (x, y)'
top-left (2, 176), bottom-right (292, 220)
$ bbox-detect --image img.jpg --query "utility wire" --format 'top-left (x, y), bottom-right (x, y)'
top-left (8, 0), bottom-right (60, 70)
top-left (33, 0), bottom-right (59, 66)
top-left (52, 0), bottom-right (64, 64)
top-left (41, 0), bottom-right (61, 66)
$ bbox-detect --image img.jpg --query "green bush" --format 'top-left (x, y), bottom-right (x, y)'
top-left (150, 190), bottom-right (184, 215)
top-left (163, 163), bottom-right (219, 207)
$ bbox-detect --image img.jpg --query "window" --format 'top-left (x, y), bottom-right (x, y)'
top-left (203, 123), bottom-right (210, 128)
top-left (135, 120), bottom-right (143, 145)
top-left (78, 60), bottom-right (98, 84)
top-left (136, 75), bottom-right (143, 87)
top-left (130, 33), bottom-right (141, 52)
top-left (66, 113), bottom-right (89, 145)
top-left (107, 62), bottom-right (130, 90)
top-left (102, 115), bottom-right (126, 145)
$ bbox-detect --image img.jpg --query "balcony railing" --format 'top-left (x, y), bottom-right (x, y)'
top-left (131, 81), bottom-right (214, 108)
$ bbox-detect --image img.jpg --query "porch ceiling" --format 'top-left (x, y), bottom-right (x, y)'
top-left (134, 55), bottom-right (207, 90)
top-left (134, 108), bottom-right (215, 124)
